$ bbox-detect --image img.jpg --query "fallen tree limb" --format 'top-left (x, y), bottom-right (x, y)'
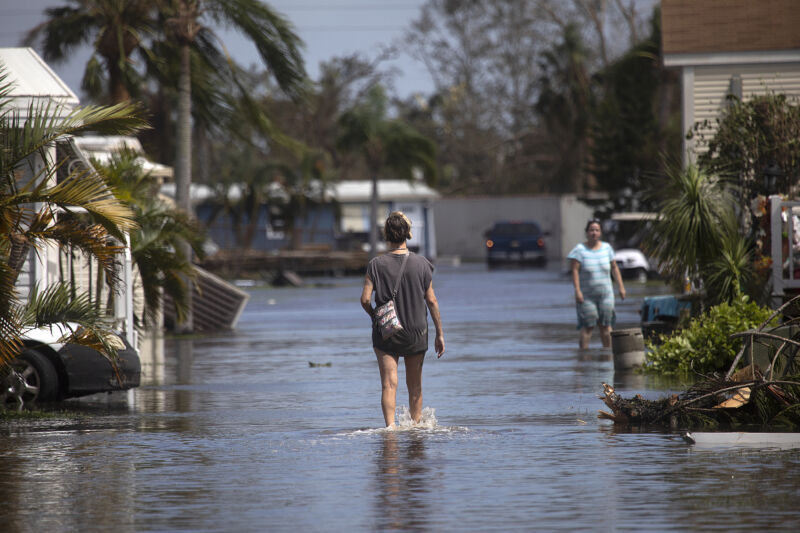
top-left (598, 376), bottom-right (800, 430)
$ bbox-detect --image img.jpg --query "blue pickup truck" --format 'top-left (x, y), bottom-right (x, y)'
top-left (485, 221), bottom-right (548, 267)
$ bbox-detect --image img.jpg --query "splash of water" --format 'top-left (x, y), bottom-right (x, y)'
top-left (395, 406), bottom-right (437, 430)
top-left (342, 406), bottom-right (469, 436)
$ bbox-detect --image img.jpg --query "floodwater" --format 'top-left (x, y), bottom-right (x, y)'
top-left (2, 264), bottom-right (800, 532)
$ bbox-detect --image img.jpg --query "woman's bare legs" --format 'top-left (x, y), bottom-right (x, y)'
top-left (599, 325), bottom-right (612, 348)
top-left (579, 327), bottom-right (593, 349)
top-left (404, 353), bottom-right (424, 423)
top-left (581, 325), bottom-right (613, 348)
top-left (375, 348), bottom-right (399, 427)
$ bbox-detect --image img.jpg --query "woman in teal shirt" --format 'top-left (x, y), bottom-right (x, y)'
top-left (568, 219), bottom-right (626, 349)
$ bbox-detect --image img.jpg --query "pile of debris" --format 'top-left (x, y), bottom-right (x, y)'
top-left (599, 298), bottom-right (800, 430)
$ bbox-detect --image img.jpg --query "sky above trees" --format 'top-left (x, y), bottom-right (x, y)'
top-left (0, 0), bottom-right (433, 98)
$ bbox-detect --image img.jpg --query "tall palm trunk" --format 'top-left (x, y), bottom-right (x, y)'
top-left (107, 59), bottom-right (131, 103)
top-left (175, 42), bottom-right (194, 332)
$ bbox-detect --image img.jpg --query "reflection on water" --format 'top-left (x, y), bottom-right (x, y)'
top-left (373, 431), bottom-right (430, 531)
top-left (1, 265), bottom-right (799, 531)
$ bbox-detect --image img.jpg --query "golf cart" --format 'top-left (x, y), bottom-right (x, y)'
top-left (606, 212), bottom-right (659, 282)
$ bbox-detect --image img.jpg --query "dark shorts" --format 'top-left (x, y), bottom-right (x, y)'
top-left (372, 326), bottom-right (428, 357)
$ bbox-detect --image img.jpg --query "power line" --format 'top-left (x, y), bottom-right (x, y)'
top-left (0, 4), bottom-right (421, 15)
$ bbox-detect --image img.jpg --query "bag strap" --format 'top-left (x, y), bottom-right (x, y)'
top-left (390, 253), bottom-right (410, 299)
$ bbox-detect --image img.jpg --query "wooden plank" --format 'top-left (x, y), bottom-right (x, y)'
top-left (683, 432), bottom-right (800, 448)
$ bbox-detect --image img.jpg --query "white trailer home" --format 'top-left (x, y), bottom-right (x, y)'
top-left (332, 179), bottom-right (439, 259)
top-left (1, 47), bottom-right (140, 403)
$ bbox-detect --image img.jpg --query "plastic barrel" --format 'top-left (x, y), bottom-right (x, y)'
top-left (611, 328), bottom-right (645, 369)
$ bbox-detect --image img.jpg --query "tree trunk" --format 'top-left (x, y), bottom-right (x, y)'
top-left (107, 57), bottom-right (131, 104)
top-left (174, 42), bottom-right (194, 332)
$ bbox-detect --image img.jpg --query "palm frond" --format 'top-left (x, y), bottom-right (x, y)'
top-left (0, 260), bottom-right (22, 366)
top-left (42, 218), bottom-right (126, 287)
top-left (43, 167), bottom-right (138, 236)
top-left (0, 63), bottom-right (149, 373)
top-left (18, 282), bottom-right (122, 363)
top-left (210, 0), bottom-right (307, 98)
top-left (1, 103), bottom-right (147, 197)
top-left (19, 282), bottom-right (105, 330)
top-left (704, 232), bottom-right (754, 305)
top-left (645, 162), bottom-right (737, 282)
top-left (23, 7), bottom-right (95, 62)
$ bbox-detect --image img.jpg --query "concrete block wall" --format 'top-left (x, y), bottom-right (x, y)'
top-left (432, 195), bottom-right (594, 263)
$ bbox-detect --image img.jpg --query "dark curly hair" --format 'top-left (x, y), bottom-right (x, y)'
top-left (585, 218), bottom-right (602, 232)
top-left (383, 211), bottom-right (412, 243)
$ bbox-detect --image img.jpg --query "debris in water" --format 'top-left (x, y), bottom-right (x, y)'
top-left (599, 296), bottom-right (800, 430)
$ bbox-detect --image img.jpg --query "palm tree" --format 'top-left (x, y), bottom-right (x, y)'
top-left (645, 162), bottom-right (744, 302)
top-left (96, 152), bottom-right (205, 327)
top-left (337, 86), bottom-right (437, 258)
top-left (24, 0), bottom-right (156, 104)
top-left (25, 1), bottom-right (307, 331)
top-left (155, 0), bottom-right (305, 330)
top-left (0, 68), bottom-right (147, 367)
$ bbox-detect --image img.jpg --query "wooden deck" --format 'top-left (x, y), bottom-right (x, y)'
top-left (200, 249), bottom-right (369, 278)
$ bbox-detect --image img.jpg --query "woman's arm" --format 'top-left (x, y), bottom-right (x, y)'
top-left (610, 259), bottom-right (626, 300)
top-left (569, 259), bottom-right (584, 303)
top-left (360, 274), bottom-right (374, 319)
top-left (425, 281), bottom-right (445, 358)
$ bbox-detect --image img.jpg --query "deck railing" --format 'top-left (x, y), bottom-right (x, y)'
top-left (770, 196), bottom-right (800, 305)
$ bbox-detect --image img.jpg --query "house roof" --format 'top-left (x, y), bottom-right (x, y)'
top-left (0, 47), bottom-right (79, 118)
top-left (331, 180), bottom-right (439, 203)
top-left (160, 179), bottom-right (439, 206)
top-left (662, 0), bottom-right (800, 57)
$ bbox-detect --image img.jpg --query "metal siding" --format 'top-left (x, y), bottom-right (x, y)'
top-left (692, 63), bottom-right (800, 154)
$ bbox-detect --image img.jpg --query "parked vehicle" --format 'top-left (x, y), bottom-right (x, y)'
top-left (614, 248), bottom-right (654, 282)
top-left (606, 213), bottom-right (660, 281)
top-left (2, 326), bottom-right (140, 405)
top-left (485, 221), bottom-right (547, 267)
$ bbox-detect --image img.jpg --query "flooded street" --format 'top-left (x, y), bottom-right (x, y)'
top-left (2, 264), bottom-right (800, 532)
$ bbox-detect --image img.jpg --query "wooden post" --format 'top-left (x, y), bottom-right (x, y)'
top-left (771, 195), bottom-right (784, 308)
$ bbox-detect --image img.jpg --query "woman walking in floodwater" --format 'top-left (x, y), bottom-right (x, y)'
top-left (568, 219), bottom-right (626, 349)
top-left (360, 211), bottom-right (445, 428)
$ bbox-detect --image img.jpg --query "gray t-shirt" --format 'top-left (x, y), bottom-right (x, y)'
top-left (367, 252), bottom-right (434, 351)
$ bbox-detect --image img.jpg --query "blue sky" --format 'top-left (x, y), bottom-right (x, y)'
top-left (0, 0), bottom-right (433, 99)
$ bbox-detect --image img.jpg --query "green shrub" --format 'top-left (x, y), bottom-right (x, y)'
top-left (644, 295), bottom-right (775, 376)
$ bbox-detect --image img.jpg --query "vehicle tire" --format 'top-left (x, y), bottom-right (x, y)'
top-left (9, 349), bottom-right (60, 403)
top-left (635, 268), bottom-right (648, 283)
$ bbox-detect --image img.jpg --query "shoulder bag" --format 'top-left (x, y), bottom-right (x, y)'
top-left (374, 253), bottom-right (410, 340)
